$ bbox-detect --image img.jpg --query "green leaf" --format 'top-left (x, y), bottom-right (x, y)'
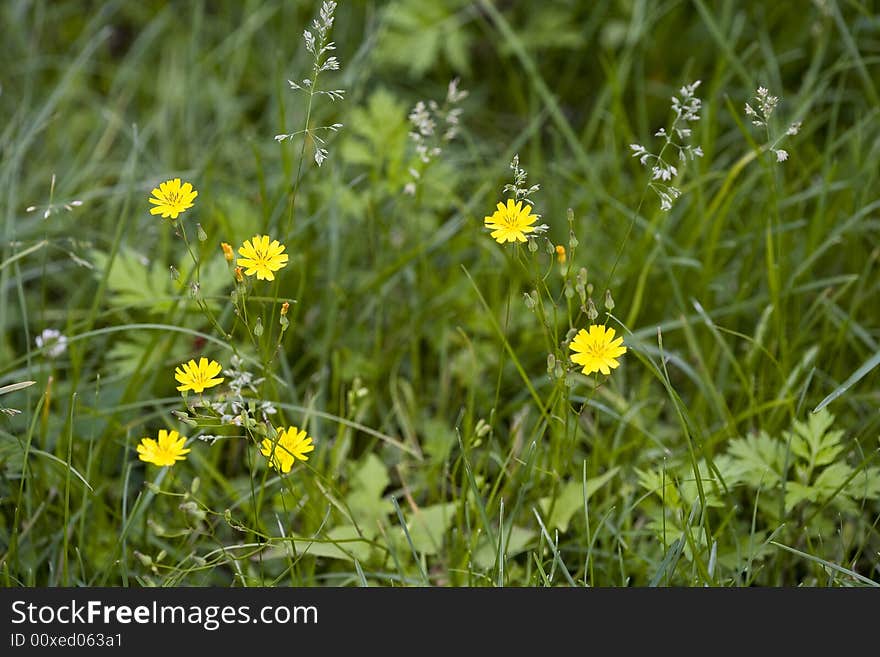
top-left (105, 332), bottom-right (165, 376)
top-left (473, 526), bottom-right (536, 570)
top-left (726, 431), bottom-right (783, 487)
top-left (787, 410), bottom-right (845, 468)
top-left (90, 246), bottom-right (229, 317)
top-left (540, 467), bottom-right (619, 533)
top-left (404, 502), bottom-right (457, 555)
top-left (90, 248), bottom-right (171, 314)
top-left (677, 461), bottom-right (730, 508)
top-left (810, 462), bottom-right (857, 510)
top-left (422, 417), bottom-right (456, 462)
top-left (340, 88), bottom-right (408, 178)
top-left (784, 481), bottom-right (817, 511)
top-left (846, 466), bottom-right (880, 501)
top-left (813, 349), bottom-right (880, 413)
top-left (813, 461), bottom-right (854, 492)
top-left (265, 525), bottom-right (374, 563)
top-left (344, 453), bottom-right (392, 537)
top-left (636, 467), bottom-right (682, 508)
top-left (376, 0), bottom-right (473, 76)
top-left (710, 454), bottom-right (749, 491)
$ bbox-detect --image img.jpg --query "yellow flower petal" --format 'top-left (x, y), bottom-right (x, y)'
top-left (174, 358), bottom-right (224, 394)
top-left (235, 235), bottom-right (289, 281)
top-left (260, 425), bottom-right (316, 473)
top-left (484, 199), bottom-right (539, 245)
top-left (569, 324), bottom-right (628, 376)
top-left (148, 177), bottom-right (198, 221)
top-left (137, 429), bottom-right (189, 466)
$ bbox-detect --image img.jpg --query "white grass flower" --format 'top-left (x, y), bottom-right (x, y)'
top-left (409, 101), bottom-right (435, 137)
top-left (259, 401), bottom-right (277, 418)
top-left (651, 164), bottom-right (677, 181)
top-left (630, 144), bottom-right (650, 165)
top-left (35, 328), bottom-right (67, 358)
top-left (630, 80), bottom-right (703, 211)
top-left (223, 355), bottom-right (264, 395)
top-left (320, 56), bottom-right (340, 72)
top-left (756, 86), bottom-right (778, 118)
top-left (204, 356), bottom-right (281, 429)
top-left (746, 86), bottom-right (801, 165)
top-left (303, 29), bottom-right (316, 54)
top-left (446, 78), bottom-right (469, 104)
top-left (405, 78), bottom-right (468, 194)
top-left (502, 153), bottom-right (541, 206)
top-left (25, 174), bottom-right (83, 219)
top-left (277, 1), bottom-right (344, 167)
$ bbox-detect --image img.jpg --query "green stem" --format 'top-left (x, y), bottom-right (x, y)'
top-left (177, 221), bottom-right (232, 345)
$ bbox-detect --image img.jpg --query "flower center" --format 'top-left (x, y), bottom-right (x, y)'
top-left (167, 192), bottom-right (180, 204)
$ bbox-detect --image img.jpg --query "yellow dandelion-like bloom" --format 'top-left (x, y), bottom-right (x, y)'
top-left (484, 199), bottom-right (538, 244)
top-left (237, 235), bottom-right (289, 281)
top-left (174, 357), bottom-right (224, 393)
top-left (136, 429), bottom-right (190, 467)
top-left (260, 426), bottom-right (315, 474)
top-left (148, 178), bottom-right (198, 219)
top-left (569, 324), bottom-right (627, 376)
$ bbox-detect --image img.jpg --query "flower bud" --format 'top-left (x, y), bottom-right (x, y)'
top-left (221, 242), bottom-right (234, 262)
top-left (555, 245), bottom-right (566, 264)
top-left (604, 288), bottom-right (615, 311)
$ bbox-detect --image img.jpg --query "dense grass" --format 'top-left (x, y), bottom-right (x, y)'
top-left (1, 0), bottom-right (879, 587)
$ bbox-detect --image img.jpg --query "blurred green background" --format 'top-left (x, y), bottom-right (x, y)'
top-left (1, 0), bottom-right (879, 586)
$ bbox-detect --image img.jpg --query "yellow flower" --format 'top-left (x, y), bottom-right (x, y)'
top-left (136, 429), bottom-right (190, 466)
top-left (484, 199), bottom-right (538, 244)
top-left (148, 178), bottom-right (198, 219)
top-left (174, 357), bottom-right (224, 393)
top-left (556, 245), bottom-right (567, 264)
top-left (237, 235), bottom-right (289, 281)
top-left (569, 324), bottom-right (627, 376)
top-left (260, 426), bottom-right (315, 473)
